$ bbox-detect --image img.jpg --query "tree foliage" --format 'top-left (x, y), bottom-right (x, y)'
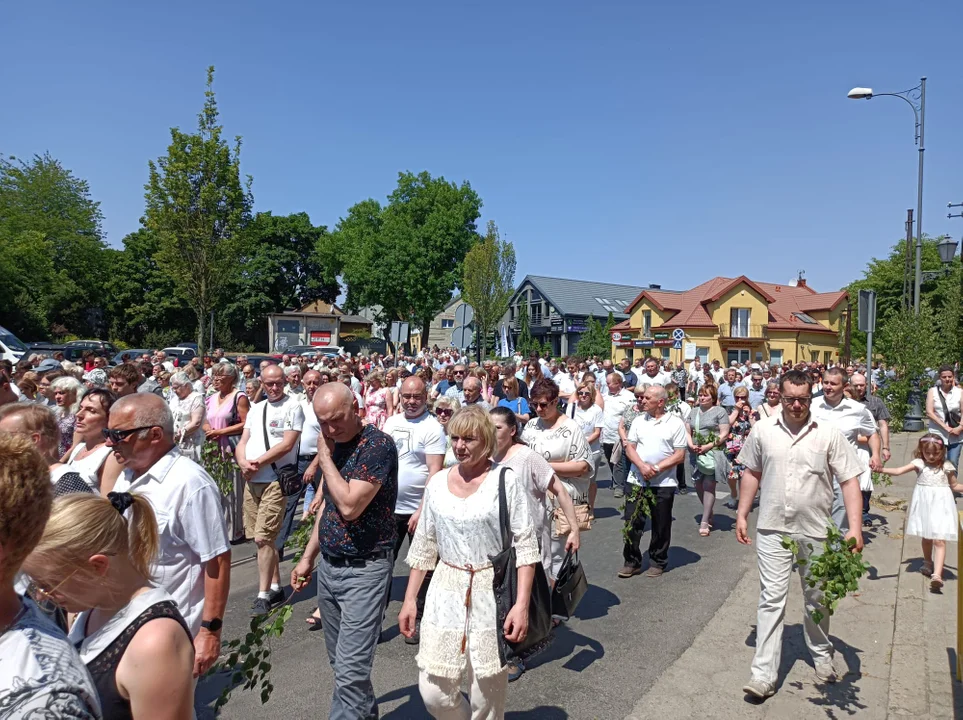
top-left (0, 153), bottom-right (108, 337)
top-left (144, 66), bottom-right (253, 355)
top-left (337, 171), bottom-right (482, 346)
top-left (462, 221), bottom-right (516, 361)
top-left (575, 312), bottom-right (615, 359)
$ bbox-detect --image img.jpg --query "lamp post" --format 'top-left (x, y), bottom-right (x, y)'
top-left (848, 78), bottom-right (926, 314)
top-left (949, 202), bottom-right (963, 373)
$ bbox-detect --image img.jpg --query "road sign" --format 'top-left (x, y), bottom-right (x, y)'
top-left (672, 328), bottom-right (685, 341)
top-left (673, 340), bottom-right (683, 350)
top-left (389, 321), bottom-right (410, 345)
top-left (451, 327), bottom-right (474, 349)
top-left (857, 290), bottom-right (877, 333)
top-left (454, 304), bottom-right (474, 327)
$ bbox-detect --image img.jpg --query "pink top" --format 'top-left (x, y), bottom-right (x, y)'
top-left (206, 390), bottom-right (246, 452)
top-left (365, 387), bottom-right (389, 430)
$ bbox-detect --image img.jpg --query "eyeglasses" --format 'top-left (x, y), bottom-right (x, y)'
top-left (435, 409), bottom-right (453, 417)
top-left (453, 370), bottom-right (466, 376)
top-left (102, 425), bottom-right (158, 444)
top-left (531, 401), bottom-right (555, 409)
top-left (766, 391), bottom-right (781, 397)
top-left (29, 568), bottom-right (80, 609)
top-left (780, 397), bottom-right (812, 407)
top-left (576, 391), bottom-right (591, 397)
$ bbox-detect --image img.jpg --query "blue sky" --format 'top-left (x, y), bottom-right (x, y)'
top-left (3, 1), bottom-right (961, 295)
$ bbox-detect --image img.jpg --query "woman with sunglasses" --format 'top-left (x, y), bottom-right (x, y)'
top-left (724, 387), bottom-right (753, 510)
top-left (568, 380), bottom-right (603, 510)
top-left (433, 395), bottom-right (462, 467)
top-left (686, 385), bottom-right (730, 536)
top-left (521, 379), bottom-right (592, 575)
top-left (497, 375), bottom-right (530, 424)
top-left (24, 492), bottom-right (195, 719)
top-left (751, 381), bottom-right (782, 426)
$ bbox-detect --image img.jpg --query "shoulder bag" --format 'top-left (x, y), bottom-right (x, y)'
top-left (490, 468), bottom-right (554, 663)
top-left (551, 549), bottom-right (588, 619)
top-left (225, 391), bottom-right (243, 452)
top-left (693, 409), bottom-right (716, 475)
top-left (936, 388), bottom-right (962, 430)
top-left (261, 404), bottom-right (304, 497)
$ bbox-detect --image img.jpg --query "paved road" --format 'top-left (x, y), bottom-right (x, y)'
top-left (199, 464), bottom-right (757, 719)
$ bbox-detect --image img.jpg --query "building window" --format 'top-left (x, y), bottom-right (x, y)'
top-left (824, 351), bottom-right (834, 365)
top-left (730, 308), bottom-right (751, 337)
top-left (531, 303), bottom-right (542, 324)
top-left (643, 310), bottom-right (652, 337)
top-left (696, 347), bottom-right (710, 364)
top-left (727, 349), bottom-right (750, 365)
top-left (441, 319), bottom-right (454, 329)
top-left (769, 349), bottom-right (783, 367)
top-left (277, 319), bottom-right (299, 334)
top-left (810, 350), bottom-right (819, 363)
top-left (793, 312), bottom-right (819, 324)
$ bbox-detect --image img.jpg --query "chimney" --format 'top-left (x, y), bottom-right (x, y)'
top-left (648, 283), bottom-right (661, 289)
top-left (796, 270), bottom-right (807, 288)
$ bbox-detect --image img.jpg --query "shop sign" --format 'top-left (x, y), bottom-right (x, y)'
top-left (309, 331), bottom-right (332, 346)
top-left (612, 331), bottom-right (634, 341)
top-left (634, 339), bottom-right (654, 348)
top-left (653, 338), bottom-right (674, 347)
top-left (653, 331), bottom-right (670, 340)
top-left (550, 317), bottom-right (564, 330)
top-left (567, 323), bottom-right (588, 333)
top-left (614, 339), bottom-right (634, 348)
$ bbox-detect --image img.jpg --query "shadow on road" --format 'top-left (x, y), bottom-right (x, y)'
top-left (528, 623), bottom-right (605, 673)
top-left (379, 684), bottom-right (428, 718)
top-left (573, 584), bottom-right (620, 620)
top-left (507, 707), bottom-right (568, 718)
top-left (665, 546), bottom-right (701, 572)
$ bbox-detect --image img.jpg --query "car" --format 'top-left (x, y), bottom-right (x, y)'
top-left (243, 355), bottom-right (278, 372)
top-left (162, 347), bottom-right (197, 367)
top-left (176, 342), bottom-right (199, 351)
top-left (0, 326), bottom-right (29, 363)
top-left (111, 349), bottom-right (154, 365)
top-left (65, 340), bottom-right (119, 356)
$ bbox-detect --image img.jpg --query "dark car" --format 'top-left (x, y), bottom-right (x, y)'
top-left (111, 349), bottom-right (154, 365)
top-left (65, 340), bottom-right (118, 356)
top-left (163, 347), bottom-right (197, 367)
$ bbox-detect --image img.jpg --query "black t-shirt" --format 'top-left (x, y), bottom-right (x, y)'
top-left (492, 377), bottom-right (529, 402)
top-left (319, 424), bottom-right (399, 557)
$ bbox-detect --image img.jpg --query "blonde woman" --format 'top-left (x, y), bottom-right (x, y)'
top-left (364, 371), bottom-right (393, 429)
top-left (51, 375), bottom-right (83, 458)
top-left (23, 492), bottom-right (195, 719)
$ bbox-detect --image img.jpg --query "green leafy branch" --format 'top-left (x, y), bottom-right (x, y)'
top-left (620, 486), bottom-right (656, 544)
top-left (782, 522), bottom-right (870, 625)
top-left (871, 469), bottom-right (892, 488)
top-left (201, 441), bottom-right (236, 497)
top-left (691, 429), bottom-right (718, 448)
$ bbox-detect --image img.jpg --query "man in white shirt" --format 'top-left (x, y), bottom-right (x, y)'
top-left (709, 359), bottom-right (725, 384)
top-left (235, 364), bottom-right (304, 616)
top-left (107, 393), bottom-right (231, 677)
top-left (637, 357), bottom-right (670, 388)
top-left (382, 376), bottom-right (446, 644)
top-left (278, 369), bottom-right (324, 553)
top-left (554, 357), bottom-right (579, 405)
top-left (619, 385), bottom-right (687, 579)
top-left (601, 373), bottom-right (636, 498)
top-left (810, 367), bottom-right (881, 532)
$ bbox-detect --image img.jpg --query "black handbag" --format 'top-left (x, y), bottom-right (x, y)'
top-left (551, 549), bottom-right (588, 618)
top-left (261, 405), bottom-right (304, 497)
top-left (490, 468), bottom-right (554, 663)
top-left (937, 389), bottom-right (962, 429)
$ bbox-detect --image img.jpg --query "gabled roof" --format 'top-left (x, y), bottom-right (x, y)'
top-left (514, 275), bottom-right (652, 320)
top-left (625, 277), bottom-right (846, 335)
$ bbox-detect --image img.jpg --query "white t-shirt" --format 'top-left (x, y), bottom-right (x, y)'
top-left (601, 389), bottom-right (635, 444)
top-left (554, 372), bottom-right (577, 399)
top-left (243, 395), bottom-right (305, 484)
top-left (299, 396), bottom-right (321, 456)
top-left (710, 367), bottom-right (724, 383)
top-left (928, 385), bottom-right (962, 444)
top-left (0, 598), bottom-right (101, 719)
top-left (637, 370), bottom-right (671, 388)
top-left (626, 412), bottom-right (688, 488)
top-left (811, 397), bottom-right (877, 485)
top-left (382, 411), bottom-right (447, 514)
top-left (112, 448), bottom-right (230, 636)
top-left (569, 403), bottom-right (604, 453)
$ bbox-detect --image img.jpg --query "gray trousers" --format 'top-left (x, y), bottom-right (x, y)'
top-left (317, 553), bottom-right (393, 720)
top-left (831, 479), bottom-right (849, 533)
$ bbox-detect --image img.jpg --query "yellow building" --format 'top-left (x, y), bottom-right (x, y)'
top-left (610, 275), bottom-right (846, 368)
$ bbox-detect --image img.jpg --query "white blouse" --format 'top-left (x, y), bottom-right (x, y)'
top-left (407, 464), bottom-right (540, 680)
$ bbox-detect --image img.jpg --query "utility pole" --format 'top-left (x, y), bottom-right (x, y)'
top-left (904, 209), bottom-right (914, 310)
top-left (948, 202), bottom-right (963, 372)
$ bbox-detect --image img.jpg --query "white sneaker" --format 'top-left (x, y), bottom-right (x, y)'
top-left (743, 678), bottom-right (775, 699)
top-left (724, 498), bottom-right (738, 509)
top-left (815, 661), bottom-right (837, 683)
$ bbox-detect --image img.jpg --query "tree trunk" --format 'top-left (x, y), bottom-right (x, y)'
top-left (197, 308), bottom-right (207, 357)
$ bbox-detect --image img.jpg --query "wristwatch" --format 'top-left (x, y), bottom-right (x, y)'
top-left (201, 618), bottom-right (223, 633)
top-left (653, 463), bottom-right (661, 474)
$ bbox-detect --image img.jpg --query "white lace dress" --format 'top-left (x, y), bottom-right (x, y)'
top-left (407, 464), bottom-right (540, 680)
top-left (905, 459), bottom-right (959, 541)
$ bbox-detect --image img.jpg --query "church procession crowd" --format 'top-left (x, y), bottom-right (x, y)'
top-left (1, 343), bottom-right (962, 719)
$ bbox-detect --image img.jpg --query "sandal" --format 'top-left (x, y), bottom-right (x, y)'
top-left (306, 611), bottom-right (323, 631)
top-left (699, 523), bottom-right (710, 537)
top-left (921, 561), bottom-right (934, 578)
top-left (930, 575), bottom-right (944, 592)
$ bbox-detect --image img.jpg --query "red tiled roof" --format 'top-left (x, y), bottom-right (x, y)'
top-left (609, 319), bottom-right (632, 332)
top-left (625, 277), bottom-right (846, 335)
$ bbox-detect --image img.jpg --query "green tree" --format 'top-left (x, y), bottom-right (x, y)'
top-left (875, 302), bottom-right (942, 429)
top-left (846, 236), bottom-right (960, 361)
top-left (0, 153), bottom-right (108, 337)
top-left (575, 312), bottom-right (615, 359)
top-left (462, 221), bottom-right (516, 361)
top-left (221, 212), bottom-right (340, 348)
top-left (337, 171), bottom-right (482, 346)
top-left (0, 230), bottom-right (59, 338)
top-left (144, 66), bottom-right (253, 355)
top-left (103, 229), bottom-right (196, 346)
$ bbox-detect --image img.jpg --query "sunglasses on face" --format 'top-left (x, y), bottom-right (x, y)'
top-left (532, 401), bottom-right (554, 409)
top-left (102, 425), bottom-right (157, 444)
top-left (435, 409), bottom-right (453, 417)
top-left (576, 391), bottom-right (591, 397)
top-left (781, 397), bottom-right (812, 407)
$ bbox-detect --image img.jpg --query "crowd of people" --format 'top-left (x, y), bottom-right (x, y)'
top-left (0, 342), bottom-right (961, 718)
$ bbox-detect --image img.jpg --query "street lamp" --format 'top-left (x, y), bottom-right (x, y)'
top-left (948, 203), bottom-right (963, 374)
top-left (848, 77), bottom-right (926, 314)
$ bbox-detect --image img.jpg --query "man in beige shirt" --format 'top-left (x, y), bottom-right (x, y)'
top-left (734, 370), bottom-right (864, 700)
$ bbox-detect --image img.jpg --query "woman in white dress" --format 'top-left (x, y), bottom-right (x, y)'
top-left (521, 379), bottom-right (593, 576)
top-left (168, 371), bottom-right (206, 462)
top-left (400, 406), bottom-right (539, 720)
top-left (567, 380), bottom-right (604, 510)
top-left (23, 492), bottom-right (195, 719)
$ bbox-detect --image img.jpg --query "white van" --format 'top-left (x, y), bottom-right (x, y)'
top-left (0, 325), bottom-right (27, 363)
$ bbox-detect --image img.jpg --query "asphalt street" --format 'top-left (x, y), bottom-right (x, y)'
top-left (199, 462), bottom-right (757, 720)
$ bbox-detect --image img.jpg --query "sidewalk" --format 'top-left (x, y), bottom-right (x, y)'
top-left (625, 431), bottom-right (963, 720)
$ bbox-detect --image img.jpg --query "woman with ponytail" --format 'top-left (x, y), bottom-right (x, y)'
top-left (23, 492), bottom-right (195, 720)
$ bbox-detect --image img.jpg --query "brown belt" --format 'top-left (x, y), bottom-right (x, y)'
top-left (441, 560), bottom-right (491, 653)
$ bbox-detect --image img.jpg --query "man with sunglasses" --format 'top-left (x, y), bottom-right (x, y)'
top-left (810, 368), bottom-right (881, 532)
top-left (443, 364), bottom-right (468, 401)
top-left (736, 370), bottom-right (864, 699)
top-left (106, 393), bottom-right (231, 679)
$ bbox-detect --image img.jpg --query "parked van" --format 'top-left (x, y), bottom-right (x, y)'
top-left (0, 326), bottom-right (27, 363)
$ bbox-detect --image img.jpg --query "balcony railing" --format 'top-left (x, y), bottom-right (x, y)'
top-left (718, 323), bottom-right (768, 339)
top-left (509, 316), bottom-right (560, 330)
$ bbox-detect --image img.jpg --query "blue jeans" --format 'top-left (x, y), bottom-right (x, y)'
top-left (317, 553), bottom-right (393, 720)
top-left (949, 443), bottom-right (962, 472)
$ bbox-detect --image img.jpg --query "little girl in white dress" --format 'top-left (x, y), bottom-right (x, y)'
top-left (881, 434), bottom-right (963, 592)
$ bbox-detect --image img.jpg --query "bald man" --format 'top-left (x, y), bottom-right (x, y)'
top-left (292, 383), bottom-right (398, 720)
top-left (381, 377), bottom-right (446, 643)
